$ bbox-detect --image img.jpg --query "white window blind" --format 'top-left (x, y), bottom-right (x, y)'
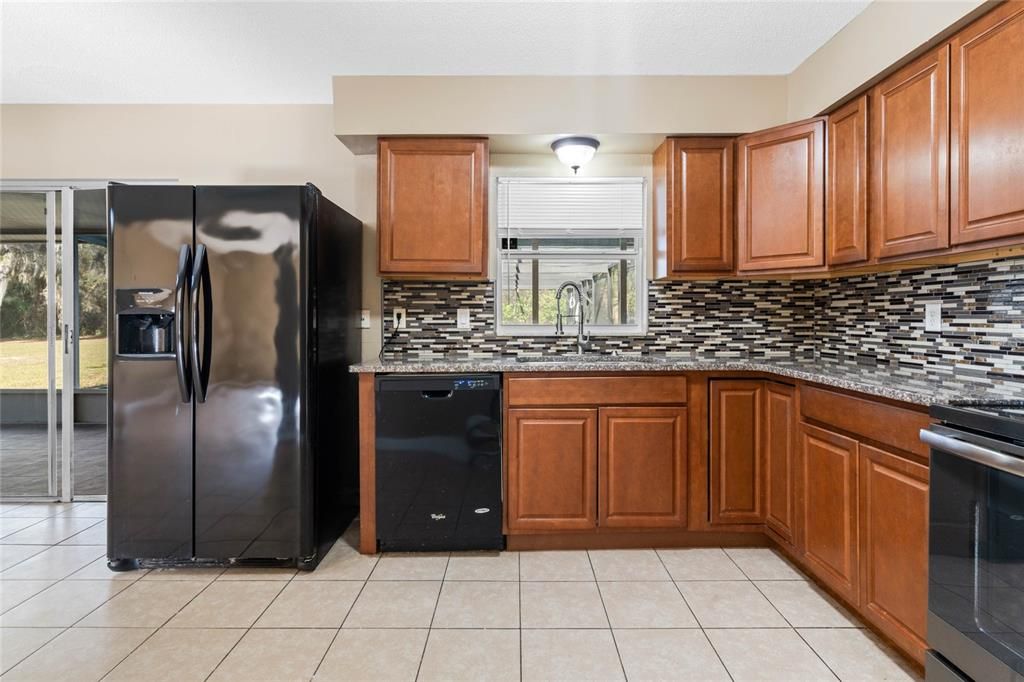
top-left (497, 177), bottom-right (645, 236)
top-left (495, 176), bottom-right (647, 336)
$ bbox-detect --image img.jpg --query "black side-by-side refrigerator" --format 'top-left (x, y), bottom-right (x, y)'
top-left (106, 184), bottom-right (362, 570)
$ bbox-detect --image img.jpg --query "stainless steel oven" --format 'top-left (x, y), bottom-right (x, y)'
top-left (923, 404), bottom-right (1024, 682)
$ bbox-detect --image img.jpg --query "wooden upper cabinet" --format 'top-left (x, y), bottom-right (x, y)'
top-left (653, 138), bottom-right (734, 276)
top-left (709, 381), bottom-right (764, 525)
top-left (801, 423), bottom-right (859, 604)
top-left (859, 444), bottom-right (929, 663)
top-left (505, 408), bottom-right (597, 532)
top-left (377, 137), bottom-right (488, 278)
top-left (737, 119), bottom-right (825, 272)
top-left (764, 382), bottom-right (798, 547)
top-left (950, 1), bottom-right (1024, 245)
top-left (598, 407), bottom-right (688, 529)
top-left (827, 96), bottom-right (870, 266)
top-left (871, 46), bottom-right (950, 259)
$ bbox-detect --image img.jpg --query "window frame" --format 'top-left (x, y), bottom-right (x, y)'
top-left (494, 176), bottom-right (648, 337)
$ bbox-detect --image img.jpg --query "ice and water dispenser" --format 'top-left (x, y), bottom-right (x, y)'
top-left (116, 289), bottom-right (176, 357)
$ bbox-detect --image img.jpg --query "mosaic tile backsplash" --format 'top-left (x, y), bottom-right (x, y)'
top-left (380, 257), bottom-right (1024, 381)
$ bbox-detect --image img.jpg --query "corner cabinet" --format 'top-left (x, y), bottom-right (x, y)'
top-left (377, 137), bottom-right (488, 279)
top-left (709, 380), bottom-right (764, 524)
top-left (950, 1), bottom-right (1024, 246)
top-left (827, 95), bottom-right (870, 266)
top-left (870, 46), bottom-right (950, 259)
top-left (764, 382), bottom-right (798, 546)
top-left (653, 137), bottom-right (734, 276)
top-left (736, 119), bottom-right (825, 273)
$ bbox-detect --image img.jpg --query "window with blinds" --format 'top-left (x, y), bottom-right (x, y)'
top-left (495, 177), bottom-right (646, 336)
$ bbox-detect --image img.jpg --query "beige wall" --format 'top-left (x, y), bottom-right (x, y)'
top-left (334, 75), bottom-right (788, 153)
top-left (787, 0), bottom-right (988, 119)
top-left (0, 103), bottom-right (384, 361)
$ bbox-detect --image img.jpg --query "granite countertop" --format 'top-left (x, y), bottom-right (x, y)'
top-left (350, 354), bottom-right (1024, 407)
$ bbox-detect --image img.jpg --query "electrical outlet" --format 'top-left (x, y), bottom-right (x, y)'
top-left (457, 308), bottom-right (471, 330)
top-left (924, 301), bottom-right (942, 333)
top-left (359, 309), bottom-right (371, 329)
top-left (393, 307), bottom-right (407, 330)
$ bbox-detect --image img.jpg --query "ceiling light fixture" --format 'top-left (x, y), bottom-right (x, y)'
top-left (551, 136), bottom-right (600, 175)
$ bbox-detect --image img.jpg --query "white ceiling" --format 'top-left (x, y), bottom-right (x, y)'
top-left (0, 1), bottom-right (870, 104)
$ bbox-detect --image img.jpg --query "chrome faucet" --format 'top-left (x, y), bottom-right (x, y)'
top-left (555, 281), bottom-right (590, 354)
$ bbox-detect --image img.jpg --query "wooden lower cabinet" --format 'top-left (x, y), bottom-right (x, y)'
top-left (800, 423), bottom-right (860, 603)
top-left (710, 381), bottom-right (764, 524)
top-left (506, 408), bottom-right (597, 531)
top-left (505, 396), bottom-right (689, 533)
top-left (764, 382), bottom-right (798, 546)
top-left (599, 407), bottom-right (687, 528)
top-left (859, 444), bottom-right (929, 661)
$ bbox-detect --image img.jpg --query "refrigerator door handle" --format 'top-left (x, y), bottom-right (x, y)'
top-left (190, 244), bottom-right (212, 403)
top-left (174, 244), bottom-right (192, 403)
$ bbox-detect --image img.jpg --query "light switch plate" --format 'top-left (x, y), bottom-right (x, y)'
top-left (457, 308), bottom-right (471, 329)
top-left (359, 309), bottom-right (371, 329)
top-left (393, 307), bottom-right (407, 330)
top-left (924, 301), bottom-right (942, 332)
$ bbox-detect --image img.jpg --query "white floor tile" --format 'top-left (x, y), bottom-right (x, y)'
top-left (419, 628), bottom-right (520, 682)
top-left (2, 626), bottom-right (153, 681)
top-left (522, 628), bottom-right (625, 681)
top-left (706, 628), bottom-right (838, 681)
top-left (104, 627), bottom-right (245, 682)
top-left (0, 580), bottom-right (126, 627)
top-left (599, 581), bottom-right (698, 628)
top-left (615, 629), bottom-right (731, 681)
top-left (589, 549), bottom-right (671, 580)
top-left (315, 628), bottom-right (427, 681)
top-left (0, 627), bottom-right (64, 674)
top-left (520, 581), bottom-right (609, 628)
top-left (208, 628), bottom-right (335, 682)
top-left (255, 581), bottom-right (362, 628)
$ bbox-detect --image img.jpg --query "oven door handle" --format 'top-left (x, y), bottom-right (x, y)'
top-left (921, 429), bottom-right (1024, 477)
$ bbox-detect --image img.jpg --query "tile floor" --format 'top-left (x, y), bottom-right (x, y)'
top-left (0, 425), bottom-right (107, 497)
top-left (0, 502), bottom-right (922, 681)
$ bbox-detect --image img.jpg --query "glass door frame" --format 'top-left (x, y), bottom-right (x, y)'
top-left (1, 181), bottom-right (109, 501)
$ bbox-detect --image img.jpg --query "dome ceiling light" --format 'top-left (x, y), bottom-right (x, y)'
top-left (551, 136), bottom-right (600, 175)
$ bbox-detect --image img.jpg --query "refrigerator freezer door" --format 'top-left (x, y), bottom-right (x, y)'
top-left (193, 186), bottom-right (307, 560)
top-left (108, 185), bottom-right (195, 561)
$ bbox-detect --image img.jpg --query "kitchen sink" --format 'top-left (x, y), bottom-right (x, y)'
top-left (514, 355), bottom-right (660, 363)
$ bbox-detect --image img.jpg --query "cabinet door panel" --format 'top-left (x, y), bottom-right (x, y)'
top-left (828, 95), bottom-right (870, 265)
top-left (599, 407), bottom-right (688, 528)
top-left (764, 383), bottom-right (797, 546)
top-left (654, 138), bottom-right (734, 275)
top-left (951, 2), bottom-right (1024, 245)
top-left (859, 444), bottom-right (929, 663)
top-left (378, 137), bottom-right (488, 277)
top-left (737, 119), bottom-right (825, 272)
top-left (506, 408), bottom-right (597, 532)
top-left (801, 423), bottom-right (859, 603)
top-left (871, 46), bottom-right (950, 259)
top-left (710, 381), bottom-right (764, 524)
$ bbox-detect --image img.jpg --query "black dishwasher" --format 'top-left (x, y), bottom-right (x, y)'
top-left (375, 374), bottom-right (503, 551)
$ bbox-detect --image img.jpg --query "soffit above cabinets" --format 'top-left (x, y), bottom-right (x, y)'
top-left (333, 75), bottom-right (786, 156)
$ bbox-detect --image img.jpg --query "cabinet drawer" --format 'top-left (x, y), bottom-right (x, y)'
top-left (506, 374), bottom-right (688, 407)
top-left (800, 386), bottom-right (930, 459)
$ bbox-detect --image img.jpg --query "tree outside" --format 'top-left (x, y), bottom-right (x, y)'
top-left (0, 241), bottom-right (108, 389)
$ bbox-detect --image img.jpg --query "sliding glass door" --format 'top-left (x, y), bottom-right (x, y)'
top-left (67, 188), bottom-right (108, 498)
top-left (0, 186), bottom-right (108, 500)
